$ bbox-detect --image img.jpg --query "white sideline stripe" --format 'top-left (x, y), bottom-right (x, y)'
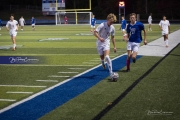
top-left (0, 54), bottom-right (98, 56)
top-left (1, 30), bottom-right (179, 113)
top-left (0, 85), bottom-right (47, 88)
top-left (36, 80), bottom-right (58, 82)
top-left (0, 99), bottom-right (16, 102)
top-left (0, 53), bottom-right (125, 114)
top-left (0, 65), bottom-right (93, 67)
top-left (58, 72), bottom-right (79, 73)
top-left (6, 92), bottom-right (33, 94)
top-left (48, 75), bottom-right (70, 78)
top-left (68, 68), bottom-right (86, 69)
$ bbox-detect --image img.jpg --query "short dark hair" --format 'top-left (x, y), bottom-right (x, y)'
top-left (130, 13), bottom-right (136, 18)
top-left (10, 14), bottom-right (14, 17)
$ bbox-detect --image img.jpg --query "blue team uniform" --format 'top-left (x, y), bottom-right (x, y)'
top-left (121, 19), bottom-right (126, 29)
top-left (31, 18), bottom-right (36, 24)
top-left (91, 18), bottom-right (96, 26)
top-left (0, 19), bottom-right (2, 27)
top-left (127, 21), bottom-right (144, 43)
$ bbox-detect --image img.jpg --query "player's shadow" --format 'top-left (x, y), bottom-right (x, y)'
top-left (119, 70), bottom-right (128, 73)
top-left (169, 54), bottom-right (180, 56)
top-left (147, 45), bottom-right (165, 47)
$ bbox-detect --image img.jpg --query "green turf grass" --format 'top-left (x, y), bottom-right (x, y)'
top-left (0, 24), bottom-right (180, 119)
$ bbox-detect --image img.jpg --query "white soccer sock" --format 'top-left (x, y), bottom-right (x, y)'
top-left (101, 59), bottom-right (104, 65)
top-left (166, 40), bottom-right (169, 46)
top-left (13, 44), bottom-right (16, 48)
top-left (105, 55), bottom-right (113, 75)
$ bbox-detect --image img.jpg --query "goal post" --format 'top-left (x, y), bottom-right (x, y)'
top-left (55, 12), bottom-right (92, 25)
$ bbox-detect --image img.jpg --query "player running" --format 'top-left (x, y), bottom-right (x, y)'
top-left (91, 15), bottom-right (96, 32)
top-left (119, 15), bottom-right (127, 40)
top-left (31, 16), bottom-right (36, 30)
top-left (159, 15), bottom-right (170, 48)
top-left (6, 14), bottom-right (19, 51)
top-left (94, 13), bottom-right (117, 79)
top-left (148, 13), bottom-right (152, 31)
top-left (64, 16), bottom-right (68, 24)
top-left (0, 19), bottom-right (2, 30)
top-left (126, 13), bottom-right (147, 72)
top-left (19, 16), bottom-right (26, 31)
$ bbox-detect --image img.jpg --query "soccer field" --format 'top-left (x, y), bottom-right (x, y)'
top-left (0, 24), bottom-right (180, 120)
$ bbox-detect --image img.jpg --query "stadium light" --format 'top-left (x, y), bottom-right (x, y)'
top-left (119, 1), bottom-right (125, 8)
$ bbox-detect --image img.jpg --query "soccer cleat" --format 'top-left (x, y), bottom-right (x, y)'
top-left (132, 58), bottom-right (136, 63)
top-left (102, 63), bottom-right (106, 69)
top-left (12, 47), bottom-right (15, 51)
top-left (126, 69), bottom-right (130, 72)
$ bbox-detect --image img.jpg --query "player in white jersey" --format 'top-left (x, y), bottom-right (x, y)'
top-left (94, 13), bottom-right (117, 79)
top-left (159, 15), bottom-right (170, 47)
top-left (6, 14), bottom-right (19, 51)
top-left (19, 16), bottom-right (26, 31)
top-left (148, 13), bottom-right (152, 31)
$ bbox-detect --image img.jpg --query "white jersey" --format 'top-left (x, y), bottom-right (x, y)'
top-left (148, 16), bottom-right (152, 23)
top-left (159, 20), bottom-right (170, 32)
top-left (19, 18), bottom-right (25, 26)
top-left (6, 20), bottom-right (18, 33)
top-left (95, 22), bottom-right (115, 46)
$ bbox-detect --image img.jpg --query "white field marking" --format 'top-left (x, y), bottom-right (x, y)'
top-left (0, 85), bottom-right (46, 88)
top-left (0, 99), bottom-right (16, 102)
top-left (36, 80), bottom-right (59, 82)
top-left (0, 65), bottom-right (93, 67)
top-left (58, 72), bottom-right (79, 73)
top-left (90, 60), bottom-right (100, 61)
top-left (68, 68), bottom-right (86, 70)
top-left (6, 92), bottom-right (33, 94)
top-left (0, 53), bottom-right (126, 114)
top-left (0, 53), bottom-right (126, 113)
top-left (83, 62), bottom-right (98, 64)
top-left (48, 75), bottom-right (70, 78)
top-left (94, 58), bottom-right (100, 60)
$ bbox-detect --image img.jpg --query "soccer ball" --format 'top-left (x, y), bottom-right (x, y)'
top-left (111, 72), bottom-right (119, 82)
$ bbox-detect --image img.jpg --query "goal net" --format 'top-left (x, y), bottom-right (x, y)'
top-left (55, 12), bottom-right (92, 25)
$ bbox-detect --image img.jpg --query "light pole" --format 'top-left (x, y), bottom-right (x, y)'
top-left (119, 1), bottom-right (125, 23)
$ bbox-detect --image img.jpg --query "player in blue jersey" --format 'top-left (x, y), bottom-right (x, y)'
top-left (31, 16), bottom-right (36, 30)
top-left (126, 13), bottom-right (147, 72)
top-left (120, 15), bottom-right (127, 40)
top-left (0, 19), bottom-right (2, 30)
top-left (91, 15), bottom-right (96, 32)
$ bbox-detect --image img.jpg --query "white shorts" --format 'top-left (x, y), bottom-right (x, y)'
top-left (127, 42), bottom-right (140, 53)
top-left (96, 43), bottom-right (110, 55)
top-left (148, 21), bottom-right (152, 24)
top-left (32, 24), bottom-right (35, 26)
top-left (20, 23), bottom-right (24, 26)
top-left (9, 31), bottom-right (17, 37)
top-left (162, 31), bottom-right (169, 35)
top-left (91, 25), bottom-right (95, 28)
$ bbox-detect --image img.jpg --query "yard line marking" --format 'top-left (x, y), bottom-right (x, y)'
top-left (48, 75), bottom-right (70, 78)
top-left (0, 65), bottom-right (93, 67)
top-left (36, 80), bottom-right (59, 82)
top-left (90, 60), bottom-right (100, 61)
top-left (0, 53), bottom-right (128, 117)
top-left (0, 99), bottom-right (16, 102)
top-left (0, 85), bottom-right (46, 88)
top-left (68, 68), bottom-right (86, 70)
top-left (83, 62), bottom-right (98, 64)
top-left (6, 92), bottom-right (33, 94)
top-left (58, 72), bottom-right (79, 73)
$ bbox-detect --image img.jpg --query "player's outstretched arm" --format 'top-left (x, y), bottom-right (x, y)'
top-left (111, 36), bottom-right (117, 53)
